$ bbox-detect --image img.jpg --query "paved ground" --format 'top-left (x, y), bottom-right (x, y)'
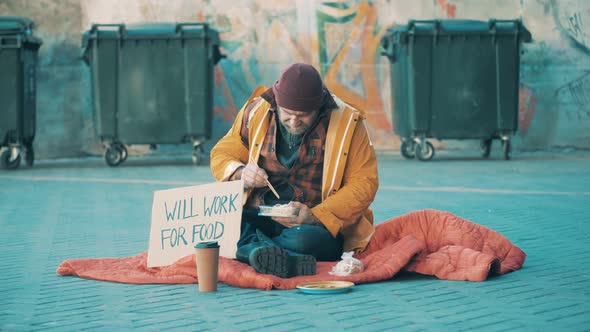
top-left (1, 148), bottom-right (589, 331)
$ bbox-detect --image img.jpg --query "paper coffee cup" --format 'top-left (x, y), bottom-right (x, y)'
top-left (194, 241), bottom-right (220, 292)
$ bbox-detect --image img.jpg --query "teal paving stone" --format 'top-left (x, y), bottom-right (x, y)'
top-left (345, 318), bottom-right (418, 331)
top-left (132, 317), bottom-right (206, 329)
top-left (235, 315), bottom-right (308, 331)
top-left (430, 301), bottom-right (480, 315)
top-left (415, 293), bottom-right (470, 308)
top-left (457, 321), bottom-right (528, 332)
top-left (544, 310), bottom-right (590, 329)
top-left (333, 306), bottom-right (401, 322)
top-left (1, 151), bottom-right (590, 331)
top-left (224, 300), bottom-right (289, 312)
top-left (488, 286), bottom-right (546, 299)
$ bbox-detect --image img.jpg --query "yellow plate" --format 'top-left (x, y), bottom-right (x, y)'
top-left (296, 281), bottom-right (354, 294)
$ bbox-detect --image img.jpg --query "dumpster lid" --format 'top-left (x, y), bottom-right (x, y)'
top-left (83, 22), bottom-right (211, 41)
top-left (0, 16), bottom-right (35, 35)
top-left (385, 19), bottom-right (531, 42)
top-left (126, 22), bottom-right (207, 35)
top-left (81, 22), bottom-right (221, 65)
top-left (414, 19), bottom-right (490, 33)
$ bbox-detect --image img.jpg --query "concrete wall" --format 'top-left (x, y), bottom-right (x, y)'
top-left (1, 0), bottom-right (588, 159)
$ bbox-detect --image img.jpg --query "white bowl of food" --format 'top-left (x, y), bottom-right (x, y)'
top-left (258, 204), bottom-right (300, 218)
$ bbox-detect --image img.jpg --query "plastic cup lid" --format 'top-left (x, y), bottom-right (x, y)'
top-left (194, 241), bottom-right (220, 249)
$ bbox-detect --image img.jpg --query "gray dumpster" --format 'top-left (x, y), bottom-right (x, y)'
top-left (82, 22), bottom-right (224, 166)
top-left (381, 19), bottom-right (531, 161)
top-left (0, 16), bottom-right (42, 170)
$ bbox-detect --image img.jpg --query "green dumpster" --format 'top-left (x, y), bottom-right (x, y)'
top-left (0, 16), bottom-right (42, 170)
top-left (82, 22), bottom-right (224, 166)
top-left (381, 19), bottom-right (531, 161)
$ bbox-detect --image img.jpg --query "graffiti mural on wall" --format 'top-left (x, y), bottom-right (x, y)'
top-left (196, 5), bottom-right (256, 126)
top-left (316, 1), bottom-right (394, 148)
top-left (198, 0), bottom-right (396, 149)
top-left (555, 71), bottom-right (590, 120)
top-left (552, 0), bottom-right (590, 53)
top-left (197, 1), bottom-right (328, 136)
top-left (194, 0), bottom-right (587, 150)
top-left (547, 0), bottom-right (590, 124)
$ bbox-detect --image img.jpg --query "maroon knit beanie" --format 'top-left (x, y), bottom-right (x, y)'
top-left (272, 63), bottom-right (325, 112)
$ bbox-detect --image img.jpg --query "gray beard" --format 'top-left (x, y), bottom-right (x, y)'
top-left (278, 121), bottom-right (303, 150)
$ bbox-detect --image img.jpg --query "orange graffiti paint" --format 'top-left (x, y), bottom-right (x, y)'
top-left (437, 0), bottom-right (457, 18)
top-left (518, 86), bottom-right (537, 134)
top-left (214, 66), bottom-right (239, 123)
top-left (323, 1), bottom-right (392, 132)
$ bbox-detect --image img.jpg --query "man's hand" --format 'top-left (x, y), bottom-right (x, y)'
top-left (272, 201), bottom-right (323, 228)
top-left (239, 160), bottom-right (269, 189)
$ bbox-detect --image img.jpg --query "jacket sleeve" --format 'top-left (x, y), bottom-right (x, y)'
top-left (210, 107), bottom-right (250, 182)
top-left (210, 87), bottom-right (268, 181)
top-left (311, 119), bottom-right (379, 238)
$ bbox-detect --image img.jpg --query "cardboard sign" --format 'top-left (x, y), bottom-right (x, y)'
top-left (147, 181), bottom-right (243, 267)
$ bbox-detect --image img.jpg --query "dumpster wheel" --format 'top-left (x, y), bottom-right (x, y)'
top-left (502, 139), bottom-right (511, 160)
top-left (400, 140), bottom-right (416, 159)
top-left (415, 141), bottom-right (435, 161)
top-left (480, 139), bottom-right (492, 159)
top-left (105, 145), bottom-right (123, 167)
top-left (1, 149), bottom-right (21, 170)
top-left (25, 143), bottom-right (34, 167)
top-left (192, 145), bottom-right (203, 165)
top-left (114, 143), bottom-right (128, 163)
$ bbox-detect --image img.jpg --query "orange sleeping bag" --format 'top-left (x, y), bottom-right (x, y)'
top-left (57, 210), bottom-right (526, 290)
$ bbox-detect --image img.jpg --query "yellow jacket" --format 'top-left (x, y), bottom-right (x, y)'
top-left (210, 86), bottom-right (379, 252)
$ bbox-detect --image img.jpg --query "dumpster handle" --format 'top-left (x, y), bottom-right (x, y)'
top-left (0, 36), bottom-right (22, 49)
top-left (489, 19), bottom-right (523, 25)
top-left (89, 24), bottom-right (126, 36)
top-left (488, 19), bottom-right (532, 43)
top-left (408, 20), bottom-right (441, 46)
top-left (175, 22), bottom-right (209, 36)
top-left (408, 19), bottom-right (442, 31)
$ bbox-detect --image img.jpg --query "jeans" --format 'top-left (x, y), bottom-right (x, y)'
top-left (237, 209), bottom-right (343, 261)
